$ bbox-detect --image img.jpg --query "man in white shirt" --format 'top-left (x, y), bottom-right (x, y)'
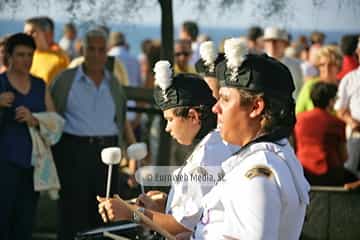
top-left (108, 31), bottom-right (142, 131)
top-left (335, 39), bottom-right (360, 177)
top-left (179, 21), bottom-right (201, 66)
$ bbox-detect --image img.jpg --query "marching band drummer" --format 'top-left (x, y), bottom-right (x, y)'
top-left (194, 40), bottom-right (225, 100)
top-left (192, 53), bottom-right (310, 240)
top-left (97, 61), bottom-right (239, 236)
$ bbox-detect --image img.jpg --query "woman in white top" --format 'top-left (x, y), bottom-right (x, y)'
top-left (97, 61), bottom-right (238, 236)
top-left (192, 52), bottom-right (310, 240)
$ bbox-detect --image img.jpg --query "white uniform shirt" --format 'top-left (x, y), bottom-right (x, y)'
top-left (193, 139), bottom-right (310, 240)
top-left (165, 129), bottom-right (239, 231)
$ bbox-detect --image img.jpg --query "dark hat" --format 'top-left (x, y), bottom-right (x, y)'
top-left (195, 53), bottom-right (225, 77)
top-left (154, 73), bottom-right (216, 111)
top-left (216, 53), bottom-right (295, 98)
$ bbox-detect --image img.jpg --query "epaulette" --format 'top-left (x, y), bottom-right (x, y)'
top-left (245, 165), bottom-right (273, 179)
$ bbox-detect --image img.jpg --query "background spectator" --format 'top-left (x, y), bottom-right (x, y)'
top-left (296, 45), bottom-right (342, 114)
top-left (263, 26), bottom-right (304, 99)
top-left (173, 39), bottom-right (195, 74)
top-left (59, 22), bottom-right (78, 60)
top-left (337, 34), bottom-right (359, 80)
top-left (0, 33), bottom-right (55, 240)
top-left (179, 20), bottom-right (200, 65)
top-left (246, 26), bottom-right (264, 54)
top-left (295, 82), bottom-right (357, 185)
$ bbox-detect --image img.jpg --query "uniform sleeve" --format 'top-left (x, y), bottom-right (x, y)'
top-left (168, 147), bottom-right (209, 231)
top-left (334, 75), bottom-right (350, 111)
top-left (221, 175), bottom-right (281, 240)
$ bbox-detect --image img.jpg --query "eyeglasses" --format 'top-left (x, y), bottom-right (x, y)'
top-left (317, 61), bottom-right (338, 68)
top-left (175, 51), bottom-right (191, 57)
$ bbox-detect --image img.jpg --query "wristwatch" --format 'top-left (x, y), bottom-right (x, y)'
top-left (132, 207), bottom-right (145, 223)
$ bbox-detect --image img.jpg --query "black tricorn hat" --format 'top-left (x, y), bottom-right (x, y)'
top-left (195, 53), bottom-right (225, 77)
top-left (216, 53), bottom-right (295, 99)
top-left (154, 73), bottom-right (217, 111)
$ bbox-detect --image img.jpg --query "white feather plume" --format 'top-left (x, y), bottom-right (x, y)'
top-left (154, 61), bottom-right (172, 91)
top-left (224, 38), bottom-right (248, 70)
top-left (200, 41), bottom-right (217, 66)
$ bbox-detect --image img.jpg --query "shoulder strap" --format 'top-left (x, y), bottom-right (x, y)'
top-left (225, 142), bottom-right (283, 177)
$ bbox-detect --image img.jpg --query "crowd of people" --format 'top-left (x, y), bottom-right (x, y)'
top-left (0, 16), bottom-right (359, 240)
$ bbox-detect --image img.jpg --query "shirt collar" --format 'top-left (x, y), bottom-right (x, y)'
top-left (221, 139), bottom-right (288, 174)
top-left (75, 64), bottom-right (111, 85)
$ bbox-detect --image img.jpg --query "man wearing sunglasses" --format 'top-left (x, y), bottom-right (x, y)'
top-left (174, 39), bottom-right (196, 75)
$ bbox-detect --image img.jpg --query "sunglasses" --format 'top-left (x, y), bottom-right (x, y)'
top-left (175, 51), bottom-right (191, 57)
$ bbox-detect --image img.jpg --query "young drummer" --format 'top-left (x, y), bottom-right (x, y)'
top-left (97, 61), bottom-right (239, 235)
top-left (195, 41), bottom-right (225, 99)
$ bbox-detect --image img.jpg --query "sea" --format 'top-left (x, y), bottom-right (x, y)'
top-left (0, 19), bottom-right (358, 56)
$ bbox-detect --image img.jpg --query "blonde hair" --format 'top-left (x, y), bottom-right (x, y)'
top-left (315, 45), bottom-right (342, 68)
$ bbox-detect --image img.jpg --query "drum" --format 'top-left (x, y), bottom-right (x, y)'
top-left (75, 220), bottom-right (142, 240)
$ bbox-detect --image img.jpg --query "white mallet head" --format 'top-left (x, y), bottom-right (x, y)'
top-left (127, 142), bottom-right (147, 161)
top-left (101, 147), bottom-right (121, 165)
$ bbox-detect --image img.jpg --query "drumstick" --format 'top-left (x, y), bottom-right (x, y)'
top-left (127, 143), bottom-right (148, 195)
top-left (101, 148), bottom-right (122, 198)
top-left (114, 194), bottom-right (176, 240)
top-left (103, 231), bottom-right (131, 240)
top-left (126, 192), bottom-right (166, 204)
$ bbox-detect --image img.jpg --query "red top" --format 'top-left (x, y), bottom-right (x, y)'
top-left (337, 55), bottom-right (358, 80)
top-left (294, 108), bottom-right (346, 175)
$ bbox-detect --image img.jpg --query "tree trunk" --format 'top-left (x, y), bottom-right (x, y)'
top-left (157, 0), bottom-right (173, 166)
top-left (159, 0), bottom-right (174, 63)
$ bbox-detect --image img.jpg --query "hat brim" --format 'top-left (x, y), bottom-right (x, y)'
top-left (263, 37), bottom-right (288, 42)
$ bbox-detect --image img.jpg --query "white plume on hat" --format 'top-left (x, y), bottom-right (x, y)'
top-left (154, 61), bottom-right (172, 91)
top-left (224, 38), bottom-right (248, 71)
top-left (200, 41), bottom-right (217, 67)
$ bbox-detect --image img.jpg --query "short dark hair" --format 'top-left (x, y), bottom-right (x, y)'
top-left (236, 89), bottom-right (296, 135)
top-left (310, 82), bottom-right (338, 109)
top-left (247, 26), bottom-right (263, 41)
top-left (64, 22), bottom-right (76, 32)
top-left (172, 105), bottom-right (217, 133)
top-left (4, 33), bottom-right (36, 57)
top-left (39, 16), bottom-right (55, 32)
top-left (310, 31), bottom-right (326, 45)
top-left (25, 17), bottom-right (51, 32)
top-left (175, 39), bottom-right (192, 49)
top-left (25, 17), bottom-right (43, 30)
top-left (340, 34), bottom-right (359, 56)
top-left (182, 21), bottom-right (199, 41)
top-left (108, 32), bottom-right (126, 47)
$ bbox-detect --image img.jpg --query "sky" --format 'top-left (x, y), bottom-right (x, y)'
top-left (0, 0), bottom-right (359, 31)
